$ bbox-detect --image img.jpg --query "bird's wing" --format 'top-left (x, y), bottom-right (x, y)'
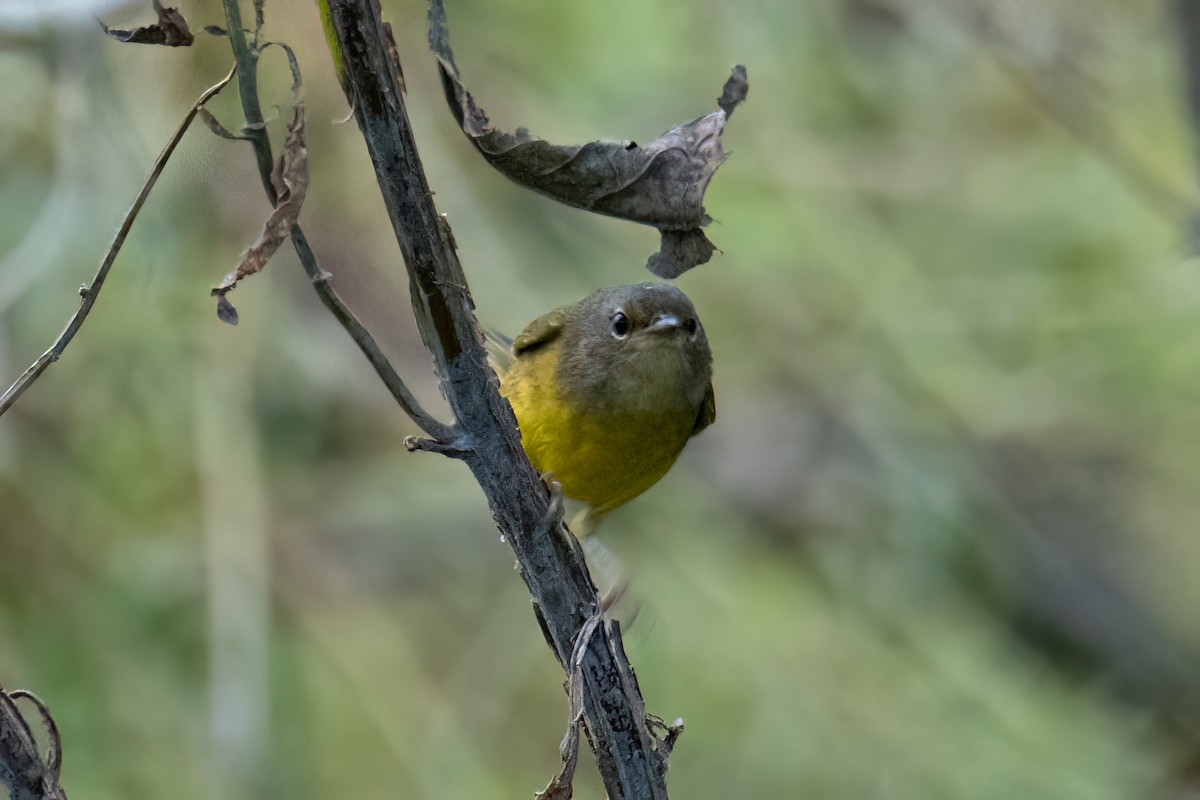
top-left (692, 382), bottom-right (716, 435)
top-left (512, 308), bottom-right (568, 356)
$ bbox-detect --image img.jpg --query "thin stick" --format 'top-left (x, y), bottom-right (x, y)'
top-left (0, 67), bottom-right (237, 418)
top-left (219, 0), bottom-right (453, 441)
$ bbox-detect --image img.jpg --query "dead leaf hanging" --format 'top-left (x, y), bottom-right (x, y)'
top-left (101, 0), bottom-right (194, 47)
top-left (428, 0), bottom-right (747, 278)
top-left (210, 44), bottom-right (309, 324)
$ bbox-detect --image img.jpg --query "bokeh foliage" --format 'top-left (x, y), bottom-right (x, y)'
top-left (2, 0), bottom-right (1200, 798)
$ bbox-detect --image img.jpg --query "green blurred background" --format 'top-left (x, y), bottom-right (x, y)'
top-left (3, 0), bottom-right (1200, 797)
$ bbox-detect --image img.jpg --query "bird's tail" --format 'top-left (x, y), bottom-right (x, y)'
top-left (482, 326), bottom-right (515, 370)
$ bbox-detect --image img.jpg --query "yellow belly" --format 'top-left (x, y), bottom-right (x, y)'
top-left (500, 345), bottom-right (696, 514)
top-left (516, 398), bottom-right (693, 513)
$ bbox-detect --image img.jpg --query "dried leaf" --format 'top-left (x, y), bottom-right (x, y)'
top-left (650, 228), bottom-right (718, 280)
top-left (210, 105), bottom-right (307, 299)
top-left (211, 45), bottom-right (308, 322)
top-left (428, 0), bottom-right (747, 277)
top-left (215, 293), bottom-right (239, 326)
top-left (718, 65), bottom-right (749, 117)
top-left (101, 0), bottom-right (194, 47)
top-left (535, 722), bottom-right (579, 800)
top-left (536, 614), bottom-right (601, 800)
top-left (197, 108), bottom-right (246, 141)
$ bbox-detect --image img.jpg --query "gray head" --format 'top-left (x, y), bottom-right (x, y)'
top-left (556, 283), bottom-right (712, 410)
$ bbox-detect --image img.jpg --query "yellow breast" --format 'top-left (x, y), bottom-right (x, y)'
top-left (500, 339), bottom-right (696, 515)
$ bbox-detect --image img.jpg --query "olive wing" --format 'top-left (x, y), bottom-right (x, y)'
top-left (511, 308), bottom-right (569, 356)
top-left (692, 382), bottom-right (716, 435)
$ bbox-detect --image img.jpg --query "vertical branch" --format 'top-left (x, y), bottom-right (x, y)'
top-left (323, 1), bottom-right (672, 797)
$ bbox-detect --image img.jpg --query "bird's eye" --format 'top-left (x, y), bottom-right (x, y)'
top-left (684, 317), bottom-right (699, 336)
top-left (611, 311), bottom-right (630, 339)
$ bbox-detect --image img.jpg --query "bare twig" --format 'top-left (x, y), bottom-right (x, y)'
top-left (0, 66), bottom-right (236, 418)
top-left (403, 434), bottom-right (473, 458)
top-left (218, 0), bottom-right (453, 442)
top-left (323, 1), bottom-right (673, 797)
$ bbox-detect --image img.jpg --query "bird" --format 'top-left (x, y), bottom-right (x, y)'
top-left (498, 282), bottom-right (715, 526)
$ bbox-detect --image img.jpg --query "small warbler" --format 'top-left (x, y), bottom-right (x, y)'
top-left (499, 283), bottom-right (715, 520)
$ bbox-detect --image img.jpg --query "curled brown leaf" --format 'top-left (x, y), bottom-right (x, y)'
top-left (197, 108), bottom-right (247, 141)
top-left (101, 0), bottom-right (194, 47)
top-left (210, 104), bottom-right (308, 323)
top-left (428, 0), bottom-right (747, 278)
top-left (211, 43), bottom-right (308, 324)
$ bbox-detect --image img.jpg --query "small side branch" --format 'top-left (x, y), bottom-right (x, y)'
top-left (403, 434), bottom-right (473, 458)
top-left (0, 67), bottom-right (237, 418)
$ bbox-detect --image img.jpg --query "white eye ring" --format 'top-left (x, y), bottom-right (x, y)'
top-left (611, 311), bottom-right (630, 339)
